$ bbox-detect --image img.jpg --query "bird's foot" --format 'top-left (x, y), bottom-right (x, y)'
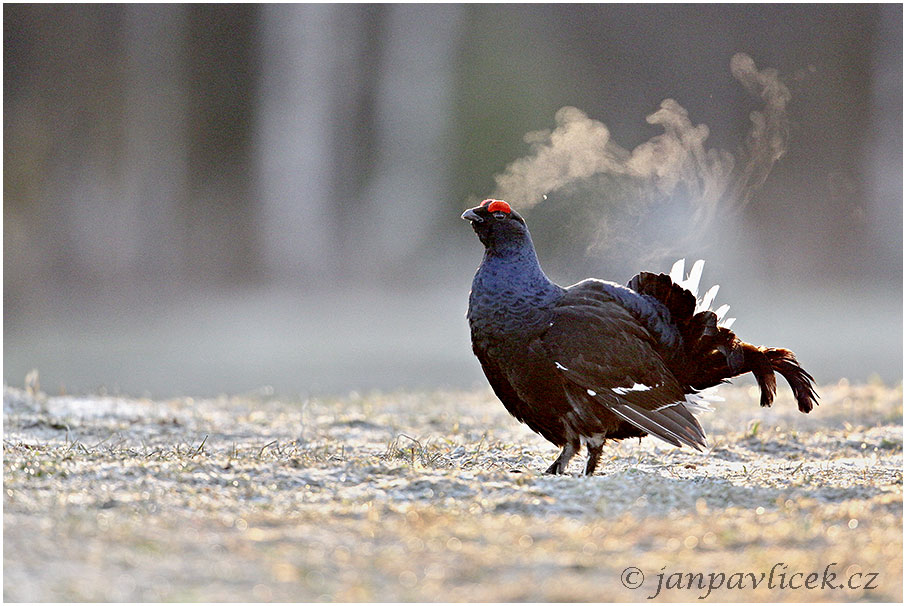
top-left (583, 437), bottom-right (605, 476)
top-left (545, 442), bottom-right (579, 475)
top-left (544, 460), bottom-right (565, 475)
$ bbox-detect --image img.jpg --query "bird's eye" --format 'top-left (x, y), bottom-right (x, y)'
top-left (493, 211), bottom-right (507, 219)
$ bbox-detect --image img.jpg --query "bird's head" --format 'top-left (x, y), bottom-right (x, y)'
top-left (461, 199), bottom-right (529, 250)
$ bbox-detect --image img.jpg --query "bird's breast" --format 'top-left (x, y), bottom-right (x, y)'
top-left (468, 292), bottom-right (556, 338)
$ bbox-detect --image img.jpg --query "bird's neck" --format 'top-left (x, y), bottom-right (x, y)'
top-left (469, 232), bottom-right (563, 331)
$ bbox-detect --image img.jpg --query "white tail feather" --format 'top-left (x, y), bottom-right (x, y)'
top-left (684, 392), bottom-right (717, 413)
top-left (671, 259), bottom-right (733, 322)
top-left (669, 258), bottom-right (685, 283)
top-left (692, 386), bottom-right (725, 402)
top-left (699, 284), bottom-right (719, 311)
top-left (682, 260), bottom-right (705, 296)
top-left (714, 304), bottom-right (730, 321)
top-left (663, 261), bottom-right (731, 411)
top-left (650, 393), bottom-right (717, 416)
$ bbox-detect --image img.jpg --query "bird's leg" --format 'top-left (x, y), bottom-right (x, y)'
top-left (583, 437), bottom-right (605, 476)
top-left (544, 441), bottom-right (578, 475)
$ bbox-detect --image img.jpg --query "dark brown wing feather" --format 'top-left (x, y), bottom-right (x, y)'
top-left (539, 283), bottom-right (708, 449)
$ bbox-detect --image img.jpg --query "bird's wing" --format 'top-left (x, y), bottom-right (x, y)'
top-left (539, 284), bottom-right (708, 450)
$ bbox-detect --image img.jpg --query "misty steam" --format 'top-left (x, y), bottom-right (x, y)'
top-left (492, 53), bottom-right (793, 255)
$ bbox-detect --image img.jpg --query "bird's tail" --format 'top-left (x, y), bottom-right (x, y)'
top-left (686, 329), bottom-right (819, 414)
top-left (629, 259), bottom-right (819, 413)
top-left (740, 343), bottom-right (819, 413)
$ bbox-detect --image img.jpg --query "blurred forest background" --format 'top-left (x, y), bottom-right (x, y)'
top-left (4, 4), bottom-right (902, 397)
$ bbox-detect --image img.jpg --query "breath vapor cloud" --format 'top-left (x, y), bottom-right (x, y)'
top-left (492, 53), bottom-right (793, 244)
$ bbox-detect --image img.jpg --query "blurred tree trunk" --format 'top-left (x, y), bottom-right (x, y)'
top-left (346, 4), bottom-right (464, 277)
top-left (863, 3), bottom-right (902, 281)
top-left (254, 4), bottom-right (464, 286)
top-left (120, 5), bottom-right (189, 284)
top-left (255, 4), bottom-right (340, 283)
top-left (4, 5), bottom-right (190, 300)
top-left (183, 5), bottom-right (259, 284)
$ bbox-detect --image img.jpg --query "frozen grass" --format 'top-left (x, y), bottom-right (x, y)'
top-left (3, 381), bottom-right (902, 601)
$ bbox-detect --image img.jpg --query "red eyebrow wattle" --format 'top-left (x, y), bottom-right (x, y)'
top-left (485, 200), bottom-right (511, 214)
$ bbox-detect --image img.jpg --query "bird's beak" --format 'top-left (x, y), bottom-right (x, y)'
top-left (461, 208), bottom-right (483, 223)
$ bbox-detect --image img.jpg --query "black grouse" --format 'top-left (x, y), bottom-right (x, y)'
top-left (463, 198), bottom-right (819, 476)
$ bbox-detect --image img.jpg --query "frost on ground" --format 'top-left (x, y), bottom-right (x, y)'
top-left (3, 381), bottom-right (902, 601)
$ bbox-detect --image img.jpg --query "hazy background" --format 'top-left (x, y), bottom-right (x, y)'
top-left (4, 4), bottom-right (902, 398)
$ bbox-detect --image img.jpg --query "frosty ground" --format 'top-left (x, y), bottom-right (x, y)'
top-left (3, 381), bottom-right (902, 601)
